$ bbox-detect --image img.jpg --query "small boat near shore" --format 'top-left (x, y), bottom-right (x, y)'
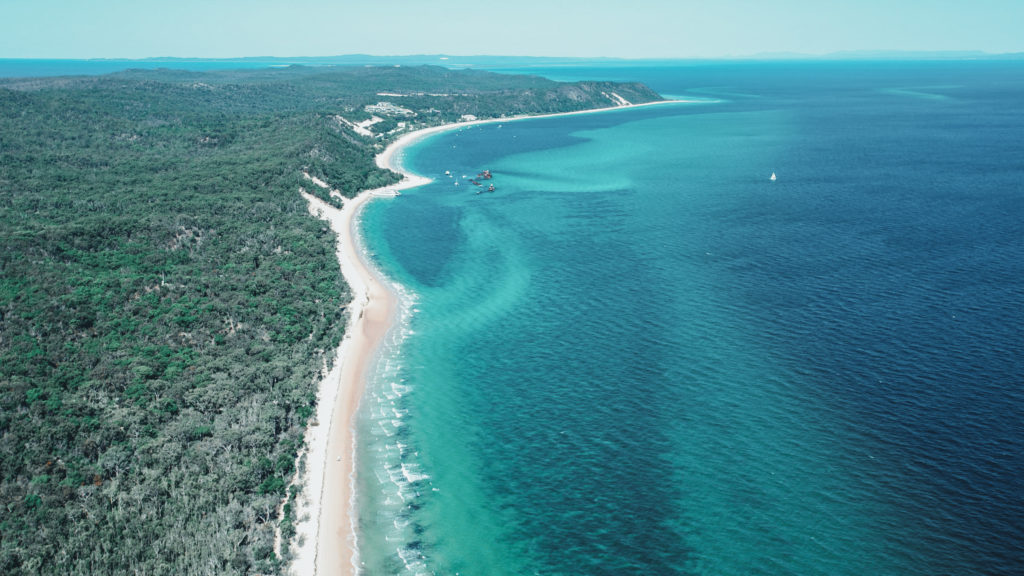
top-left (473, 169), bottom-right (497, 195)
top-left (372, 189), bottom-right (402, 197)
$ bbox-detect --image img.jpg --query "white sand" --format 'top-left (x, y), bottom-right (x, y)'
top-left (289, 98), bottom-right (689, 576)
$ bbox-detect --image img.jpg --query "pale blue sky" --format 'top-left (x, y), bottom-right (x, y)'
top-left (2, 0), bottom-right (1022, 59)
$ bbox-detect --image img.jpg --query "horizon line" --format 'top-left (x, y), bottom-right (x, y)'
top-left (2, 50), bottom-right (1023, 62)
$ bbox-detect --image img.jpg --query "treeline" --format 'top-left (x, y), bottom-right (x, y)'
top-left (0, 65), bottom-right (662, 574)
top-left (0, 79), bottom-right (360, 575)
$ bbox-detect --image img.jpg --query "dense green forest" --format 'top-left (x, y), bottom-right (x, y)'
top-left (0, 65), bottom-right (661, 575)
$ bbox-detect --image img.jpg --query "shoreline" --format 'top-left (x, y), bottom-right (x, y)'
top-left (295, 98), bottom-right (690, 576)
top-left (375, 98), bottom-right (696, 175)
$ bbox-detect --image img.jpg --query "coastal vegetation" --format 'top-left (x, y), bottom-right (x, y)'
top-left (0, 65), bottom-right (662, 575)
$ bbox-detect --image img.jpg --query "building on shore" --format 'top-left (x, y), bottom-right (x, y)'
top-left (364, 102), bottom-right (415, 116)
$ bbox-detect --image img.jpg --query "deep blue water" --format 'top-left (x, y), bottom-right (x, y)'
top-left (355, 62), bottom-right (1024, 575)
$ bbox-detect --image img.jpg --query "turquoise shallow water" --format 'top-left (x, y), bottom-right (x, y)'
top-left (355, 63), bottom-right (1024, 575)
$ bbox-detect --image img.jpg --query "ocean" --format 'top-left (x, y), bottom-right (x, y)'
top-left (354, 62), bottom-right (1024, 575)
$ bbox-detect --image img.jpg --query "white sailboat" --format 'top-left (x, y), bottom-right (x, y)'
top-left (770, 172), bottom-right (777, 181)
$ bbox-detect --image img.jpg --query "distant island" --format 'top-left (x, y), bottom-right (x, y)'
top-left (3, 51), bottom-right (1024, 79)
top-left (0, 65), bottom-right (663, 575)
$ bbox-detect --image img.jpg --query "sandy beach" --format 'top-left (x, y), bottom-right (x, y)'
top-left (293, 183), bottom-right (415, 576)
top-left (291, 99), bottom-right (687, 576)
